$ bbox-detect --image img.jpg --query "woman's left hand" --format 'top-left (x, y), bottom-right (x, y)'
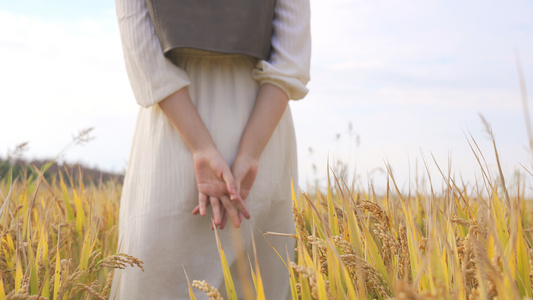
top-left (191, 147), bottom-right (250, 228)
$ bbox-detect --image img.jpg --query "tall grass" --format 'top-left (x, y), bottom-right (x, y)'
top-left (191, 132), bottom-right (533, 299)
top-left (1, 128), bottom-right (532, 299)
top-left (0, 166), bottom-right (142, 299)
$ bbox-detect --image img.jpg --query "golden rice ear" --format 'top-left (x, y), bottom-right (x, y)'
top-left (192, 280), bottom-right (224, 300)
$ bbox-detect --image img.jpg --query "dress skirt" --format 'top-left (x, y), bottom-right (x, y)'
top-left (109, 48), bottom-right (297, 300)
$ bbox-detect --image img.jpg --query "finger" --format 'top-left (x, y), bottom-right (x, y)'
top-left (211, 218), bottom-right (216, 231)
top-left (232, 168), bottom-right (243, 202)
top-left (199, 193), bottom-right (208, 217)
top-left (210, 196), bottom-right (222, 225)
top-left (221, 166), bottom-right (238, 200)
top-left (234, 196), bottom-right (250, 219)
top-left (220, 210), bottom-right (228, 230)
top-left (220, 195), bottom-right (240, 228)
top-left (192, 205), bottom-right (200, 215)
top-left (233, 180), bottom-right (241, 202)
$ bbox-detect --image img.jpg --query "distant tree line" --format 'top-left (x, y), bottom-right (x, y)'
top-left (0, 157), bottom-right (124, 186)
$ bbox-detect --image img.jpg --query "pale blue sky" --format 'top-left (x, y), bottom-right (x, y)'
top-left (2, 0), bottom-right (533, 193)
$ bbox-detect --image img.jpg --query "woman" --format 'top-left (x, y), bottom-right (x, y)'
top-left (110, 0), bottom-right (310, 298)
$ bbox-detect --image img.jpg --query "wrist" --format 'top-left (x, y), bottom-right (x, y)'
top-left (233, 152), bottom-right (259, 173)
top-left (236, 146), bottom-right (261, 162)
top-left (192, 145), bottom-right (219, 158)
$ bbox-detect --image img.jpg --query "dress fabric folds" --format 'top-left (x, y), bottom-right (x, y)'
top-left (109, 49), bottom-right (298, 300)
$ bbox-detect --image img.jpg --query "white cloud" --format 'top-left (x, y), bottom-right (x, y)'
top-left (0, 10), bottom-right (137, 172)
top-left (294, 0), bottom-right (533, 191)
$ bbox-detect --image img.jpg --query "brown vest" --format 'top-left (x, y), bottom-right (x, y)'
top-left (145, 0), bottom-right (276, 60)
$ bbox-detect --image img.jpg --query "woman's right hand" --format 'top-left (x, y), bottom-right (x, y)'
top-left (191, 147), bottom-right (250, 228)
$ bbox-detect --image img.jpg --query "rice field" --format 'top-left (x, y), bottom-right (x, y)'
top-left (1, 131), bottom-right (532, 299)
top-left (0, 165), bottom-right (142, 299)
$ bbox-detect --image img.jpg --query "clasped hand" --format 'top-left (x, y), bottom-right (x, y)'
top-left (191, 147), bottom-right (258, 229)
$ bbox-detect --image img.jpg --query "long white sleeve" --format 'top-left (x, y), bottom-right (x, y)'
top-left (116, 0), bottom-right (191, 107)
top-left (252, 0), bottom-right (311, 100)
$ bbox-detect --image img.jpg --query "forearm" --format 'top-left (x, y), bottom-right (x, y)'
top-left (158, 87), bottom-right (216, 153)
top-left (237, 83), bottom-right (289, 160)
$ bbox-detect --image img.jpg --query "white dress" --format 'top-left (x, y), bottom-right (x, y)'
top-left (110, 0), bottom-right (310, 299)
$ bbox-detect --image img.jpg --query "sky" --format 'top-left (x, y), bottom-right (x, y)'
top-left (1, 0), bottom-right (533, 194)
